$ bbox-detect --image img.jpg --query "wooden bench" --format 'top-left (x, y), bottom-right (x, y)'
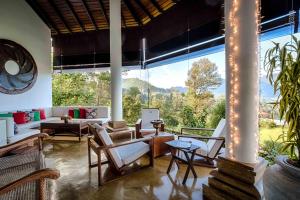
top-left (0, 133), bottom-right (60, 200)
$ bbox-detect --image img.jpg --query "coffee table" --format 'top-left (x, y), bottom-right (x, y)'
top-left (144, 132), bottom-right (175, 158)
top-left (165, 140), bottom-right (200, 184)
top-left (40, 120), bottom-right (89, 141)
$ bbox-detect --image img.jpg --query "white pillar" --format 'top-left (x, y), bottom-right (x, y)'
top-left (110, 0), bottom-right (123, 121)
top-left (225, 0), bottom-right (260, 163)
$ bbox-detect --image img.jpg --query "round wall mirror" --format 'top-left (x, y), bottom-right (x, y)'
top-left (0, 39), bottom-right (38, 94)
top-left (4, 60), bottom-right (20, 75)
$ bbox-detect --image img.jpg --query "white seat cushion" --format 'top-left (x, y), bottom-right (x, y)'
top-left (115, 142), bottom-right (150, 165)
top-left (0, 117), bottom-right (14, 138)
top-left (17, 117), bottom-right (61, 129)
top-left (93, 124), bottom-right (123, 168)
top-left (179, 137), bottom-right (208, 156)
top-left (141, 108), bottom-right (160, 129)
top-left (8, 129), bottom-right (40, 143)
top-left (140, 128), bottom-right (156, 133)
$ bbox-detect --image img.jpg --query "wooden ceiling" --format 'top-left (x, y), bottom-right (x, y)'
top-left (26, 0), bottom-right (177, 35)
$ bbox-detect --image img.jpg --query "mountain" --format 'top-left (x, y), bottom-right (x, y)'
top-left (122, 78), bottom-right (170, 93)
top-left (170, 86), bottom-right (188, 93)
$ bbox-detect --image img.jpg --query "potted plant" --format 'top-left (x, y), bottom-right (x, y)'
top-left (263, 35), bottom-right (300, 200)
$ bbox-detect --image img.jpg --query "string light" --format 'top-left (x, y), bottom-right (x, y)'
top-left (227, 0), bottom-right (261, 160)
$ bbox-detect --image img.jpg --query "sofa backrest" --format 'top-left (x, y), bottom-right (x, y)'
top-left (51, 106), bottom-right (110, 119)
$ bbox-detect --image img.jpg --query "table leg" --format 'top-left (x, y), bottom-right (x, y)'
top-left (79, 127), bottom-right (82, 142)
top-left (182, 150), bottom-right (197, 184)
top-left (167, 149), bottom-right (176, 174)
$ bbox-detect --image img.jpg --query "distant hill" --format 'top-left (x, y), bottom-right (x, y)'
top-left (123, 77), bottom-right (276, 101)
top-left (122, 78), bottom-right (170, 93)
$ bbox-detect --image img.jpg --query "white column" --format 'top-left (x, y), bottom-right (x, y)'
top-left (225, 0), bottom-right (260, 163)
top-left (110, 0), bottom-right (123, 121)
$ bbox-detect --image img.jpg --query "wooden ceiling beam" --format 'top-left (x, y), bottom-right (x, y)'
top-left (134, 0), bottom-right (153, 19)
top-left (123, 0), bottom-right (142, 26)
top-left (65, 0), bottom-right (85, 32)
top-left (98, 0), bottom-right (109, 25)
top-left (81, 0), bottom-right (99, 30)
top-left (150, 0), bottom-right (163, 13)
top-left (26, 0), bottom-right (60, 34)
top-left (121, 11), bottom-right (127, 28)
top-left (48, 0), bottom-right (72, 33)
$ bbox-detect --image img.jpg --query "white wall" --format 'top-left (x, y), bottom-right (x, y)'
top-left (0, 0), bottom-right (52, 111)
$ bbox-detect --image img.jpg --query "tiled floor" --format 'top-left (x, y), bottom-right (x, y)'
top-left (43, 137), bottom-right (212, 200)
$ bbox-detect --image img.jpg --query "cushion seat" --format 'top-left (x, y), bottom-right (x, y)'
top-left (17, 117), bottom-right (61, 129)
top-left (116, 142), bottom-right (150, 166)
top-left (8, 129), bottom-right (40, 143)
top-left (179, 137), bottom-right (209, 156)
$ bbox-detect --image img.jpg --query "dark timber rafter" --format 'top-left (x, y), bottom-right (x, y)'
top-left (65, 0), bottom-right (85, 31)
top-left (123, 0), bottom-right (142, 26)
top-left (81, 0), bottom-right (99, 30)
top-left (98, 0), bottom-right (109, 25)
top-left (134, 0), bottom-right (153, 19)
top-left (150, 0), bottom-right (163, 13)
top-left (121, 11), bottom-right (127, 28)
top-left (48, 0), bottom-right (72, 33)
top-left (26, 0), bottom-right (60, 34)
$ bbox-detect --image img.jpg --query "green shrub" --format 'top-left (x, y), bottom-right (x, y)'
top-left (259, 139), bottom-right (287, 165)
top-left (208, 99), bottom-right (226, 128)
top-left (259, 119), bottom-right (277, 129)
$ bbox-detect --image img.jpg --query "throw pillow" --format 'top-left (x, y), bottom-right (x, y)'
top-left (23, 111), bottom-right (34, 122)
top-left (33, 111), bottom-right (41, 121)
top-left (73, 109), bottom-right (80, 119)
top-left (86, 108), bottom-right (97, 119)
top-left (0, 113), bottom-right (13, 117)
top-left (13, 112), bottom-right (27, 124)
top-left (33, 109), bottom-right (46, 120)
top-left (68, 109), bottom-right (74, 118)
top-left (79, 108), bottom-right (86, 119)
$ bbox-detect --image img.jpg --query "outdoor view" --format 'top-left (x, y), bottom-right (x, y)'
top-left (52, 32), bottom-right (300, 163)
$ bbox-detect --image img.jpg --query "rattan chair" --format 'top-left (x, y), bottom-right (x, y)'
top-left (88, 123), bottom-right (154, 186)
top-left (0, 133), bottom-right (60, 200)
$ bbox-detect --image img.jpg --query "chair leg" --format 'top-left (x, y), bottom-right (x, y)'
top-left (97, 150), bottom-right (102, 186)
top-left (88, 140), bottom-right (92, 167)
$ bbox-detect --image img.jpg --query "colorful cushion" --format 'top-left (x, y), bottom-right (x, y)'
top-left (33, 109), bottom-right (46, 120)
top-left (33, 111), bottom-right (41, 121)
top-left (23, 111), bottom-right (35, 122)
top-left (0, 113), bottom-right (13, 117)
top-left (13, 112), bottom-right (27, 124)
top-left (73, 109), bottom-right (80, 119)
top-left (86, 108), bottom-right (97, 119)
top-left (68, 109), bottom-right (74, 118)
top-left (79, 108), bottom-right (86, 119)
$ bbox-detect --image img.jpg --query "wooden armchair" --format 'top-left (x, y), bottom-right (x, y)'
top-left (0, 133), bottom-right (60, 200)
top-left (178, 119), bottom-right (226, 168)
top-left (88, 123), bottom-right (154, 186)
top-left (135, 108), bottom-right (164, 138)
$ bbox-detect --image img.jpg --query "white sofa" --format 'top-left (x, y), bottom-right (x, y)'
top-left (0, 106), bottom-right (110, 145)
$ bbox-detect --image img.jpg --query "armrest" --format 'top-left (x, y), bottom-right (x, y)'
top-left (177, 134), bottom-right (225, 141)
top-left (0, 168), bottom-right (60, 196)
top-left (180, 127), bottom-right (215, 134)
top-left (106, 137), bottom-right (152, 149)
top-left (135, 119), bottom-right (142, 138)
top-left (0, 133), bottom-right (48, 157)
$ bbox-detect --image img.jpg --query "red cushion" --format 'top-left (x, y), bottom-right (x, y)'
top-left (68, 109), bottom-right (74, 118)
top-left (13, 112), bottom-right (27, 124)
top-left (33, 109), bottom-right (46, 120)
top-left (79, 108), bottom-right (86, 119)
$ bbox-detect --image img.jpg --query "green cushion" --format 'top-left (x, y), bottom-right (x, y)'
top-left (33, 111), bottom-right (41, 121)
top-left (0, 113), bottom-right (13, 117)
top-left (73, 109), bottom-right (80, 119)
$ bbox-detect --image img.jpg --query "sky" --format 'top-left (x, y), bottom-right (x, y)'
top-left (123, 33), bottom-right (300, 89)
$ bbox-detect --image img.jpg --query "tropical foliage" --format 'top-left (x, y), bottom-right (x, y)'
top-left (264, 35), bottom-right (300, 166)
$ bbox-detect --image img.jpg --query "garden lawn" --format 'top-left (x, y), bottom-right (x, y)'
top-left (259, 127), bottom-right (285, 144)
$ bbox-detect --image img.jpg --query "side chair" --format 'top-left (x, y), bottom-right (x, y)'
top-left (178, 119), bottom-right (226, 168)
top-left (88, 123), bottom-right (154, 186)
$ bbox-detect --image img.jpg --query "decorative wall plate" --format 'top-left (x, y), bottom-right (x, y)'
top-left (0, 39), bottom-right (37, 94)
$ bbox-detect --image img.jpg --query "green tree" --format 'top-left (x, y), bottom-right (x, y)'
top-left (123, 87), bottom-right (142, 124)
top-left (208, 98), bottom-right (226, 128)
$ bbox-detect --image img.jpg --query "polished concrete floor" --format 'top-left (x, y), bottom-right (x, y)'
top-left (43, 136), bottom-right (212, 200)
